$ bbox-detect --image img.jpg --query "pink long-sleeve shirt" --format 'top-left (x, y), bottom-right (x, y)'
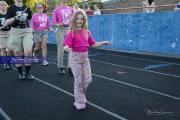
top-left (64, 30), bottom-right (96, 52)
top-left (52, 5), bottom-right (74, 26)
top-left (31, 13), bottom-right (50, 30)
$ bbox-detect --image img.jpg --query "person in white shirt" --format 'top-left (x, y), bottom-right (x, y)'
top-left (93, 4), bottom-right (101, 15)
top-left (174, 2), bottom-right (180, 11)
top-left (142, 0), bottom-right (155, 13)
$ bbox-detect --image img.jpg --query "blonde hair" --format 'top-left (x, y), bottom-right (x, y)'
top-left (0, 1), bottom-right (8, 8)
top-left (70, 9), bottom-right (88, 32)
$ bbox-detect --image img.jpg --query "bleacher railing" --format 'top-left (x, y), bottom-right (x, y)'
top-left (100, 4), bottom-right (177, 14)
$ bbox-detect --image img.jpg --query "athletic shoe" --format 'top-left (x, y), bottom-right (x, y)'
top-left (58, 68), bottom-right (66, 75)
top-left (43, 60), bottom-right (48, 66)
top-left (73, 103), bottom-right (86, 110)
top-left (25, 72), bottom-right (33, 80)
top-left (3, 64), bottom-right (10, 70)
top-left (18, 73), bottom-right (26, 80)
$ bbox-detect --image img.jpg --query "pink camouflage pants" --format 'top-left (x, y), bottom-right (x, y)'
top-left (70, 51), bottom-right (92, 109)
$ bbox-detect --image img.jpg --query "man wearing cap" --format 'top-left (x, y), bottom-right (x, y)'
top-left (52, 0), bottom-right (74, 75)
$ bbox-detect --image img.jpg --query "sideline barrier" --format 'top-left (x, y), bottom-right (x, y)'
top-left (46, 4), bottom-right (177, 15)
top-left (48, 11), bottom-right (180, 56)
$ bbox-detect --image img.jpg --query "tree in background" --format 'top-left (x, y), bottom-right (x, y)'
top-left (37, 0), bottom-right (81, 12)
top-left (4, 0), bottom-right (101, 12)
top-left (26, 0), bottom-right (48, 12)
top-left (5, 0), bottom-right (48, 12)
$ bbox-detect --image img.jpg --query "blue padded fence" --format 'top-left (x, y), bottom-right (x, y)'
top-left (48, 11), bottom-right (180, 56)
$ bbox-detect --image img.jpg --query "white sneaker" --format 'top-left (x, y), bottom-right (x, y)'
top-left (73, 103), bottom-right (86, 110)
top-left (3, 64), bottom-right (10, 70)
top-left (43, 60), bottom-right (48, 66)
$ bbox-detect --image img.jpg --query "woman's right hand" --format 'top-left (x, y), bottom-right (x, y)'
top-left (64, 45), bottom-right (70, 52)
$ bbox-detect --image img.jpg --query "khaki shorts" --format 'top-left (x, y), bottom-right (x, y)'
top-left (0, 31), bottom-right (9, 49)
top-left (9, 27), bottom-right (33, 52)
top-left (33, 30), bottom-right (48, 43)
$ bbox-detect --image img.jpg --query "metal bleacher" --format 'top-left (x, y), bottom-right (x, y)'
top-left (101, 0), bottom-right (179, 14)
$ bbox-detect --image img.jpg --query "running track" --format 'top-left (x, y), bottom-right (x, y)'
top-left (0, 44), bottom-right (180, 120)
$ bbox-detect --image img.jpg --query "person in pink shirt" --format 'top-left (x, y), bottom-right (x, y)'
top-left (52, 0), bottom-right (74, 75)
top-left (64, 9), bottom-right (110, 110)
top-left (31, 3), bottom-right (54, 66)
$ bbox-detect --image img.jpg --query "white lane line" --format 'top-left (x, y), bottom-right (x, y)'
top-left (10, 67), bottom-right (127, 120)
top-left (92, 74), bottom-right (180, 101)
top-left (91, 59), bottom-right (180, 78)
top-left (47, 54), bottom-right (99, 60)
top-left (88, 50), bottom-right (180, 65)
top-left (90, 49), bottom-right (180, 65)
top-left (47, 51), bottom-right (99, 57)
top-left (48, 50), bottom-right (180, 65)
top-left (48, 61), bottom-right (180, 101)
top-left (33, 76), bottom-right (128, 120)
top-left (47, 50), bottom-right (180, 78)
top-left (0, 108), bottom-right (11, 120)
